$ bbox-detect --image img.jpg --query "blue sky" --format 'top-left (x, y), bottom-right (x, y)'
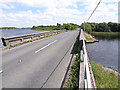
top-left (0, 0), bottom-right (118, 27)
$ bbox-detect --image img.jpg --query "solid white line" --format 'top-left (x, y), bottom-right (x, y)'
top-left (35, 40), bottom-right (57, 53)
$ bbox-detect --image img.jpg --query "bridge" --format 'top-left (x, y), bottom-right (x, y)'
top-left (0, 29), bottom-right (96, 89)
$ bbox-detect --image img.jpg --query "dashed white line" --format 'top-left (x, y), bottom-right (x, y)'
top-left (19, 60), bottom-right (22, 63)
top-left (0, 70), bottom-right (2, 74)
top-left (35, 40), bottom-right (57, 53)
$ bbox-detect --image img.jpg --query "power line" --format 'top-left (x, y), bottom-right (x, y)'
top-left (87, 0), bottom-right (102, 21)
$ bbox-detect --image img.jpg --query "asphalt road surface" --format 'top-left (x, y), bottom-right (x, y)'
top-left (2, 30), bottom-right (79, 88)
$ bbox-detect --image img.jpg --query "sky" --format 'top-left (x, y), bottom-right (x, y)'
top-left (0, 0), bottom-right (119, 27)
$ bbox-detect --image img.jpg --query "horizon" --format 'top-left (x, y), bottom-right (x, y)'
top-left (0, 21), bottom-right (118, 28)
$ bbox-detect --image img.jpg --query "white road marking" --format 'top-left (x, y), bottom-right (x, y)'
top-left (0, 70), bottom-right (2, 74)
top-left (19, 60), bottom-right (22, 63)
top-left (35, 40), bottom-right (57, 53)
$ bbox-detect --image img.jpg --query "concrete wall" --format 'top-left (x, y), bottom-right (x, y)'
top-left (1, 30), bottom-right (66, 47)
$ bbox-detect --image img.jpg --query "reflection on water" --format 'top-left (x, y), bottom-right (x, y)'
top-left (86, 33), bottom-right (119, 72)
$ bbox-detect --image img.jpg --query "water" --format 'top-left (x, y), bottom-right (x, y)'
top-left (86, 33), bottom-right (119, 72)
top-left (0, 29), bottom-right (48, 46)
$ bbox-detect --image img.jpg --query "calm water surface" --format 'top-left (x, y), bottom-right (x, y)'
top-left (86, 34), bottom-right (119, 72)
top-left (0, 29), bottom-right (48, 46)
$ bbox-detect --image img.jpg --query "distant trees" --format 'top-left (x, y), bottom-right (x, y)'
top-left (63, 23), bottom-right (80, 30)
top-left (81, 23), bottom-right (92, 33)
top-left (81, 22), bottom-right (119, 32)
top-left (85, 23), bottom-right (92, 33)
top-left (32, 26), bottom-right (36, 29)
top-left (95, 23), bottom-right (110, 32)
top-left (108, 22), bottom-right (118, 32)
top-left (57, 23), bottom-right (61, 28)
top-left (31, 23), bottom-right (80, 31)
top-left (63, 24), bottom-right (71, 30)
top-left (0, 27), bottom-right (18, 29)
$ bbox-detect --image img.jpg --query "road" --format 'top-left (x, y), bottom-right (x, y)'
top-left (1, 30), bottom-right (79, 88)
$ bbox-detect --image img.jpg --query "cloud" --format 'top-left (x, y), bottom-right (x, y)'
top-left (0, 1), bottom-right (15, 9)
top-left (17, 0), bottom-right (56, 8)
top-left (0, 9), bottom-right (56, 27)
top-left (0, 0), bottom-right (118, 27)
top-left (16, 0), bottom-right (79, 8)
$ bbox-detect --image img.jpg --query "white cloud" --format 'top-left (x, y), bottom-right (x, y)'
top-left (0, 0), bottom-right (118, 27)
top-left (16, 0), bottom-right (57, 8)
top-left (0, 3), bottom-right (15, 9)
top-left (0, 9), bottom-right (56, 27)
top-left (16, 0), bottom-right (79, 8)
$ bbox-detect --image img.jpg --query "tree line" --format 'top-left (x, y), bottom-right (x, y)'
top-left (0, 27), bottom-right (18, 29)
top-left (81, 22), bottom-right (119, 33)
top-left (31, 23), bottom-right (80, 30)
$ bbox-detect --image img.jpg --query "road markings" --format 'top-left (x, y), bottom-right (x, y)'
top-left (0, 70), bottom-right (2, 74)
top-left (19, 60), bottom-right (22, 63)
top-left (35, 40), bottom-right (57, 53)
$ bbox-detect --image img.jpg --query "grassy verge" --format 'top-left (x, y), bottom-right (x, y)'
top-left (91, 61), bottom-right (119, 88)
top-left (91, 32), bottom-right (120, 39)
top-left (64, 31), bottom-right (81, 88)
top-left (64, 54), bottom-right (80, 88)
top-left (4, 32), bottom-right (64, 50)
top-left (83, 32), bottom-right (95, 42)
top-left (91, 32), bottom-right (120, 35)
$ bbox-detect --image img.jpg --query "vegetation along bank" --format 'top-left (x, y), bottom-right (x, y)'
top-left (81, 22), bottom-right (119, 33)
top-left (31, 23), bottom-right (80, 31)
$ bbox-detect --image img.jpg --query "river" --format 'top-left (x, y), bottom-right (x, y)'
top-left (86, 33), bottom-right (119, 72)
top-left (0, 29), bottom-right (48, 46)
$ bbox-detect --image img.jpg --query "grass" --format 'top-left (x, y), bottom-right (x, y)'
top-left (90, 32), bottom-right (120, 40)
top-left (83, 32), bottom-right (95, 42)
top-left (64, 31), bottom-right (81, 88)
top-left (91, 32), bottom-right (120, 35)
top-left (91, 32), bottom-right (120, 38)
top-left (4, 32), bottom-right (64, 50)
top-left (64, 54), bottom-right (80, 88)
top-left (90, 61), bottom-right (119, 88)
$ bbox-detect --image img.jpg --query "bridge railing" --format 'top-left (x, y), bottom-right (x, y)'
top-left (83, 39), bottom-right (91, 88)
top-left (79, 29), bottom-right (96, 89)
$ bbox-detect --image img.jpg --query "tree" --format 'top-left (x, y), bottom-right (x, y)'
top-left (118, 24), bottom-right (120, 32)
top-left (64, 24), bottom-right (71, 30)
top-left (32, 26), bottom-right (36, 29)
top-left (81, 23), bottom-right (84, 30)
top-left (57, 23), bottom-right (61, 28)
top-left (85, 23), bottom-right (92, 33)
top-left (94, 23), bottom-right (110, 32)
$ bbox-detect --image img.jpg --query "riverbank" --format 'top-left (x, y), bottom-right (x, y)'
top-left (91, 32), bottom-right (120, 35)
top-left (83, 31), bottom-right (99, 43)
top-left (91, 61), bottom-right (119, 88)
top-left (91, 32), bottom-right (120, 39)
